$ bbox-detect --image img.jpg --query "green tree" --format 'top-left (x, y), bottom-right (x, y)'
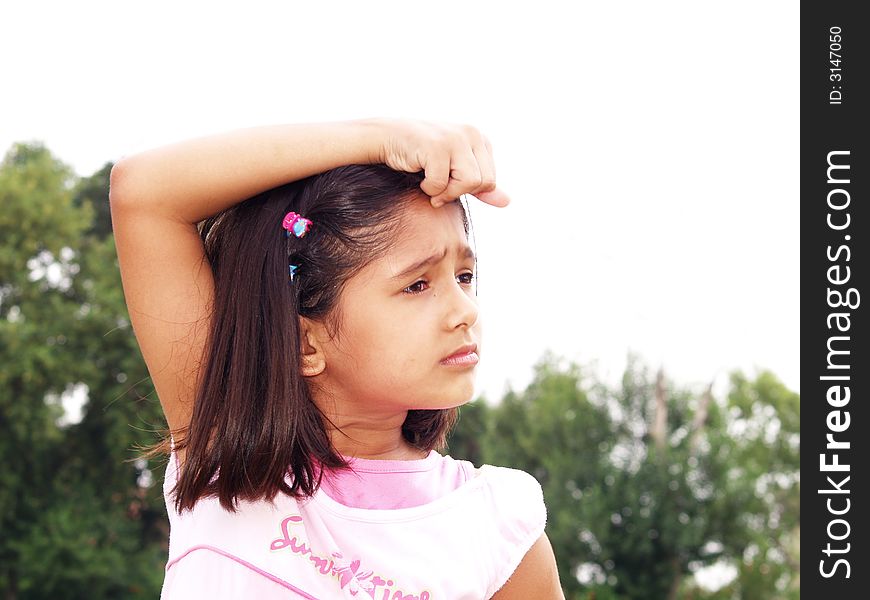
top-left (0, 144), bottom-right (166, 599)
top-left (708, 371), bottom-right (800, 600)
top-left (487, 354), bottom-right (614, 595)
top-left (446, 397), bottom-right (491, 466)
top-left (72, 162), bottom-right (114, 239)
top-left (448, 353), bottom-right (800, 600)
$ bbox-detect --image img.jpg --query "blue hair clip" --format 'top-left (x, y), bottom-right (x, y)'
top-left (283, 211), bottom-right (310, 284)
top-left (282, 211), bottom-right (312, 238)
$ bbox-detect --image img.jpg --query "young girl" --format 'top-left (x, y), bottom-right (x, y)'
top-left (110, 119), bottom-right (564, 599)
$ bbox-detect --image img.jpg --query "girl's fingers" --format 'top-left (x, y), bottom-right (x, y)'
top-left (473, 188), bottom-right (511, 207)
top-left (433, 148), bottom-right (483, 206)
top-left (393, 122), bottom-right (507, 208)
top-left (419, 151), bottom-right (452, 199)
top-left (470, 141), bottom-right (497, 196)
top-left (468, 139), bottom-right (509, 206)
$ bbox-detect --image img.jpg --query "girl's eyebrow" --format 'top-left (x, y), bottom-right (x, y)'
top-left (390, 245), bottom-right (476, 280)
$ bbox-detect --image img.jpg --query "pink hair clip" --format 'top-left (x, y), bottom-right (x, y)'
top-left (282, 211), bottom-right (312, 238)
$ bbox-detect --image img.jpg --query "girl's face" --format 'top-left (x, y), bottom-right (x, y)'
top-left (313, 197), bottom-right (481, 413)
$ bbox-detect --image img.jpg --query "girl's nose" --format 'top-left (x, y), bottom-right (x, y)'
top-left (446, 280), bottom-right (480, 330)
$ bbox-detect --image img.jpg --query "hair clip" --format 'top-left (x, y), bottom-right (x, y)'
top-left (289, 263), bottom-right (299, 282)
top-left (282, 211), bottom-right (312, 238)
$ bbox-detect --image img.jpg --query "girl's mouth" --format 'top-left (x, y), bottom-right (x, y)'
top-left (440, 344), bottom-right (479, 366)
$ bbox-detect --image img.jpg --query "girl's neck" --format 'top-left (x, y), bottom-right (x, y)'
top-left (309, 378), bottom-right (430, 461)
top-left (330, 428), bottom-right (428, 461)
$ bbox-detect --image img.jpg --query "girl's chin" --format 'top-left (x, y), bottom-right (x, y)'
top-left (408, 392), bottom-right (475, 411)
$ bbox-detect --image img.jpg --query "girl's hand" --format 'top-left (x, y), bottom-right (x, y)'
top-left (373, 119), bottom-right (511, 208)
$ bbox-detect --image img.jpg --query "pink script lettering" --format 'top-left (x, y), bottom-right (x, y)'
top-left (270, 515), bottom-right (432, 599)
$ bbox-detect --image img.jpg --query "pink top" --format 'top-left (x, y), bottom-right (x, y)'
top-left (161, 450), bottom-right (547, 599)
top-left (318, 450), bottom-right (476, 509)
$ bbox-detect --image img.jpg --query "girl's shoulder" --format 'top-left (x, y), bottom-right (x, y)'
top-left (475, 461), bottom-right (547, 523)
top-left (425, 452), bottom-right (546, 521)
top-left (434, 455), bottom-right (547, 542)
top-left (470, 462), bottom-right (549, 598)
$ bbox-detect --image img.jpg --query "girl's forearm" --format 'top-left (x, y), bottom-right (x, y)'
top-left (109, 119), bottom-right (385, 224)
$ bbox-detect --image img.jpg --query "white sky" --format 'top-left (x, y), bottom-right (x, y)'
top-left (1, 0), bottom-right (800, 403)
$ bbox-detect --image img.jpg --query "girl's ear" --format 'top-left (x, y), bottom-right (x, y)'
top-left (298, 317), bottom-right (327, 377)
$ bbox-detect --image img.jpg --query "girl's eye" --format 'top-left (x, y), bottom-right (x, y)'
top-left (458, 272), bottom-right (476, 285)
top-left (403, 272), bottom-right (475, 295)
top-left (403, 280), bottom-right (428, 295)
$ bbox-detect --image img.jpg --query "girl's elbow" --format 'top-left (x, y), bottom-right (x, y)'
top-left (108, 157), bottom-right (135, 209)
top-left (109, 155), bottom-right (157, 214)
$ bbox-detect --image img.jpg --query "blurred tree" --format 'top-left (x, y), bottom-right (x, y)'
top-left (713, 371), bottom-right (800, 600)
top-left (485, 353), bottom-right (614, 595)
top-left (448, 353), bottom-right (800, 600)
top-left (72, 162), bottom-right (114, 238)
top-left (0, 144), bottom-right (165, 599)
top-left (576, 360), bottom-right (756, 600)
top-left (446, 397), bottom-right (491, 466)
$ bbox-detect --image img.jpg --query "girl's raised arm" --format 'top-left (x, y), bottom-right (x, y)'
top-left (109, 120), bottom-right (507, 434)
top-left (110, 122), bottom-right (381, 224)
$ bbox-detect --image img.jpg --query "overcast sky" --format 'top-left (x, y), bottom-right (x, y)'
top-left (1, 0), bottom-right (799, 404)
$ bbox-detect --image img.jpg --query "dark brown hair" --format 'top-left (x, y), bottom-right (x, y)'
top-left (171, 165), bottom-right (471, 513)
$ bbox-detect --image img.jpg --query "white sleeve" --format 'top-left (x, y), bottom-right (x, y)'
top-left (478, 465), bottom-right (548, 598)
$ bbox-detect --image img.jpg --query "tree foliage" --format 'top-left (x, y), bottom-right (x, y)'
top-left (448, 354), bottom-right (800, 600)
top-left (0, 144), bottom-right (166, 599)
